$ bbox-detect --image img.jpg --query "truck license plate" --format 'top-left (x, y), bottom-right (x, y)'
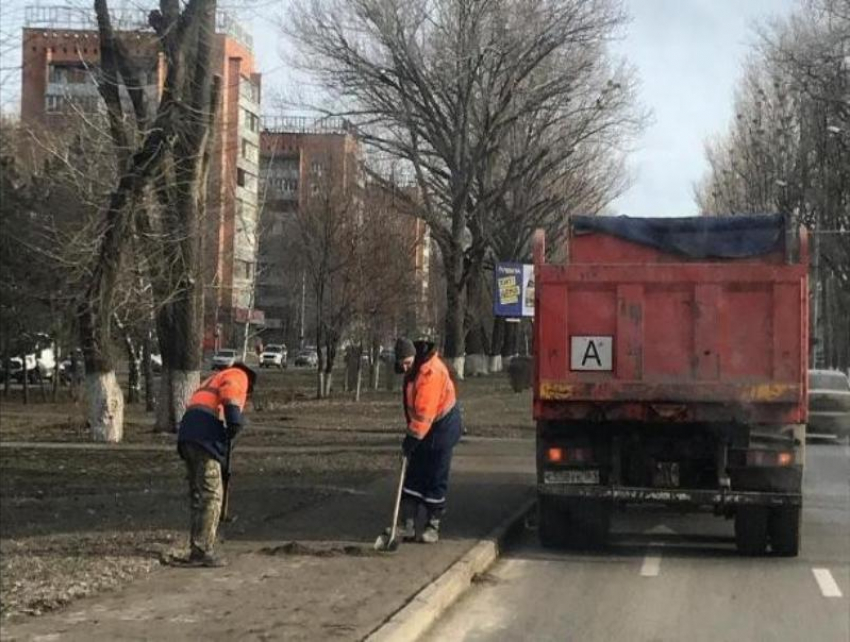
top-left (544, 469), bottom-right (600, 485)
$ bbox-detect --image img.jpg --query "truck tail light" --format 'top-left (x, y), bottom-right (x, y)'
top-left (546, 447), bottom-right (593, 463)
top-left (777, 451), bottom-right (794, 467)
top-left (746, 450), bottom-right (794, 467)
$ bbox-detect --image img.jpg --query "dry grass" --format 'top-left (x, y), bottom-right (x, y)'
top-left (0, 367), bottom-right (533, 621)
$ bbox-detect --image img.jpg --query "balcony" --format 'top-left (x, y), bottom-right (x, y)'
top-left (26, 5), bottom-right (253, 50)
top-left (261, 115), bottom-right (353, 135)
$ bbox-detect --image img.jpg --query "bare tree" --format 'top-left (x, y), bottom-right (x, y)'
top-left (695, 0), bottom-right (849, 370)
top-left (285, 0), bottom-right (631, 374)
top-left (348, 178), bottom-right (424, 396)
top-left (75, 0), bottom-right (222, 439)
top-left (294, 169), bottom-right (360, 398)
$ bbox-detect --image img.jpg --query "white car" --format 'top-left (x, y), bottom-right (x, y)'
top-left (260, 344), bottom-right (287, 369)
top-left (9, 346), bottom-right (57, 383)
top-left (211, 348), bottom-right (238, 370)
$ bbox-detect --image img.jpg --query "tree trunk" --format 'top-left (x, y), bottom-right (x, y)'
top-left (441, 239), bottom-right (466, 377)
top-left (142, 332), bottom-right (154, 412)
top-left (2, 346), bottom-right (10, 398)
top-left (85, 370), bottom-right (124, 442)
top-left (323, 337), bottom-right (337, 397)
top-left (22, 356), bottom-right (29, 405)
top-left (370, 338), bottom-right (381, 391)
top-left (489, 317), bottom-right (506, 373)
top-left (155, 369), bottom-right (173, 431)
top-left (52, 344), bottom-right (61, 402)
top-left (120, 329), bottom-right (140, 404)
top-left (155, 367), bottom-right (200, 432)
top-left (355, 345), bottom-right (363, 402)
top-left (444, 280), bottom-right (466, 379)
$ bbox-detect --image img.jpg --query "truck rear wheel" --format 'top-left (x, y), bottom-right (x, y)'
top-left (768, 507), bottom-right (801, 557)
top-left (538, 496), bottom-right (570, 549)
top-left (735, 507), bottom-right (769, 555)
top-left (567, 501), bottom-right (611, 550)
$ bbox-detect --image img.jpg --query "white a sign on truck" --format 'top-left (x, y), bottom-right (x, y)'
top-left (570, 336), bottom-right (613, 371)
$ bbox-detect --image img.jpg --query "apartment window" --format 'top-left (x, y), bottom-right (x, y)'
top-left (237, 168), bottom-right (257, 192)
top-left (236, 260), bottom-right (254, 280)
top-left (241, 108), bottom-right (259, 133)
top-left (49, 63), bottom-right (92, 84)
top-left (241, 138), bottom-right (259, 164)
top-left (239, 78), bottom-right (259, 103)
top-left (310, 161), bottom-right (325, 177)
top-left (45, 94), bottom-right (64, 112)
top-left (311, 182), bottom-right (321, 196)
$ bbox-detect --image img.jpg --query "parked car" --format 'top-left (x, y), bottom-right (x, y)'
top-left (5, 349), bottom-right (56, 383)
top-left (260, 344), bottom-right (287, 369)
top-left (211, 348), bottom-right (238, 370)
top-left (1, 358), bottom-right (24, 384)
top-left (294, 348), bottom-right (319, 367)
top-left (808, 369), bottom-right (850, 439)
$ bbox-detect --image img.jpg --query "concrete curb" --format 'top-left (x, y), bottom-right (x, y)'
top-left (364, 494), bottom-right (536, 642)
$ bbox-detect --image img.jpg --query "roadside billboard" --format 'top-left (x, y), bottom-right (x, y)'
top-left (494, 263), bottom-right (534, 318)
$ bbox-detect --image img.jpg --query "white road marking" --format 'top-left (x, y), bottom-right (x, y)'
top-left (638, 524), bottom-right (672, 577)
top-left (812, 568), bottom-right (843, 598)
top-left (640, 554), bottom-right (662, 577)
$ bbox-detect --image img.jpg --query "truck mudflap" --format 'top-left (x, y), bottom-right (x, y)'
top-left (538, 484), bottom-right (802, 507)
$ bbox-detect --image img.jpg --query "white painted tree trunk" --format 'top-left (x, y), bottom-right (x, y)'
top-left (155, 368), bottom-right (200, 432)
top-left (488, 355), bottom-right (503, 373)
top-left (355, 362), bottom-right (362, 402)
top-left (371, 360), bottom-right (381, 391)
top-left (465, 354), bottom-right (489, 376)
top-left (450, 356), bottom-right (465, 381)
top-left (171, 369), bottom-right (199, 426)
top-left (86, 371), bottom-right (124, 443)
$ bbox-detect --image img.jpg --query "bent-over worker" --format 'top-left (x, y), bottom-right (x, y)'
top-left (395, 336), bottom-right (462, 543)
top-left (177, 362), bottom-right (257, 567)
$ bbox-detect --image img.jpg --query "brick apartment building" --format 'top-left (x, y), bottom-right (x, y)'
top-left (19, 5), bottom-right (262, 351)
top-left (257, 117), bottom-right (431, 350)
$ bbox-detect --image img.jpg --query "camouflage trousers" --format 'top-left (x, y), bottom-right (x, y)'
top-left (182, 443), bottom-right (223, 556)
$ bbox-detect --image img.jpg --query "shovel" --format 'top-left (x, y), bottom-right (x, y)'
top-left (374, 456), bottom-right (408, 552)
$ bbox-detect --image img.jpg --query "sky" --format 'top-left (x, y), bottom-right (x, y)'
top-left (1, 0), bottom-right (802, 218)
top-left (608, 0), bottom-right (799, 217)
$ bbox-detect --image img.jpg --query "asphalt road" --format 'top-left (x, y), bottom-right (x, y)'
top-left (424, 442), bottom-right (850, 642)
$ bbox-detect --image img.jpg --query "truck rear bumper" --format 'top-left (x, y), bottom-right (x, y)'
top-left (538, 483), bottom-right (801, 507)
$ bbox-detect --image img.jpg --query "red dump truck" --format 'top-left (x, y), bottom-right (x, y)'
top-left (533, 214), bottom-right (808, 556)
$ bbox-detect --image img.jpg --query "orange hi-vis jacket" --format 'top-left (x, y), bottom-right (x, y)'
top-left (187, 368), bottom-right (250, 420)
top-left (404, 353), bottom-right (457, 440)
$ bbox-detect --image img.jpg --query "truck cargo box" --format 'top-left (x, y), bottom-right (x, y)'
top-left (533, 214), bottom-right (809, 427)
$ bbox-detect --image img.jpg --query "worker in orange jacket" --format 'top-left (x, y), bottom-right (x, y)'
top-left (395, 336), bottom-right (463, 543)
top-left (177, 363), bottom-right (257, 567)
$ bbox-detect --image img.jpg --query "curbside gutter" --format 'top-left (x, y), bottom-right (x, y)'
top-left (364, 494), bottom-right (536, 642)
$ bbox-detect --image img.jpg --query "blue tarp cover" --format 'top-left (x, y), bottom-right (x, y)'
top-left (571, 214), bottom-right (785, 259)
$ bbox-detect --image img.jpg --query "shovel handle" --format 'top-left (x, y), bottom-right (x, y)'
top-left (388, 456), bottom-right (408, 544)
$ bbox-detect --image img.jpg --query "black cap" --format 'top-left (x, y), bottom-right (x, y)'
top-left (394, 338), bottom-right (415, 373)
top-left (395, 337), bottom-right (415, 360)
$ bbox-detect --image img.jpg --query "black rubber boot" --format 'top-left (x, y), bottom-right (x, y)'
top-left (398, 496), bottom-right (419, 540)
top-left (420, 506), bottom-right (444, 544)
